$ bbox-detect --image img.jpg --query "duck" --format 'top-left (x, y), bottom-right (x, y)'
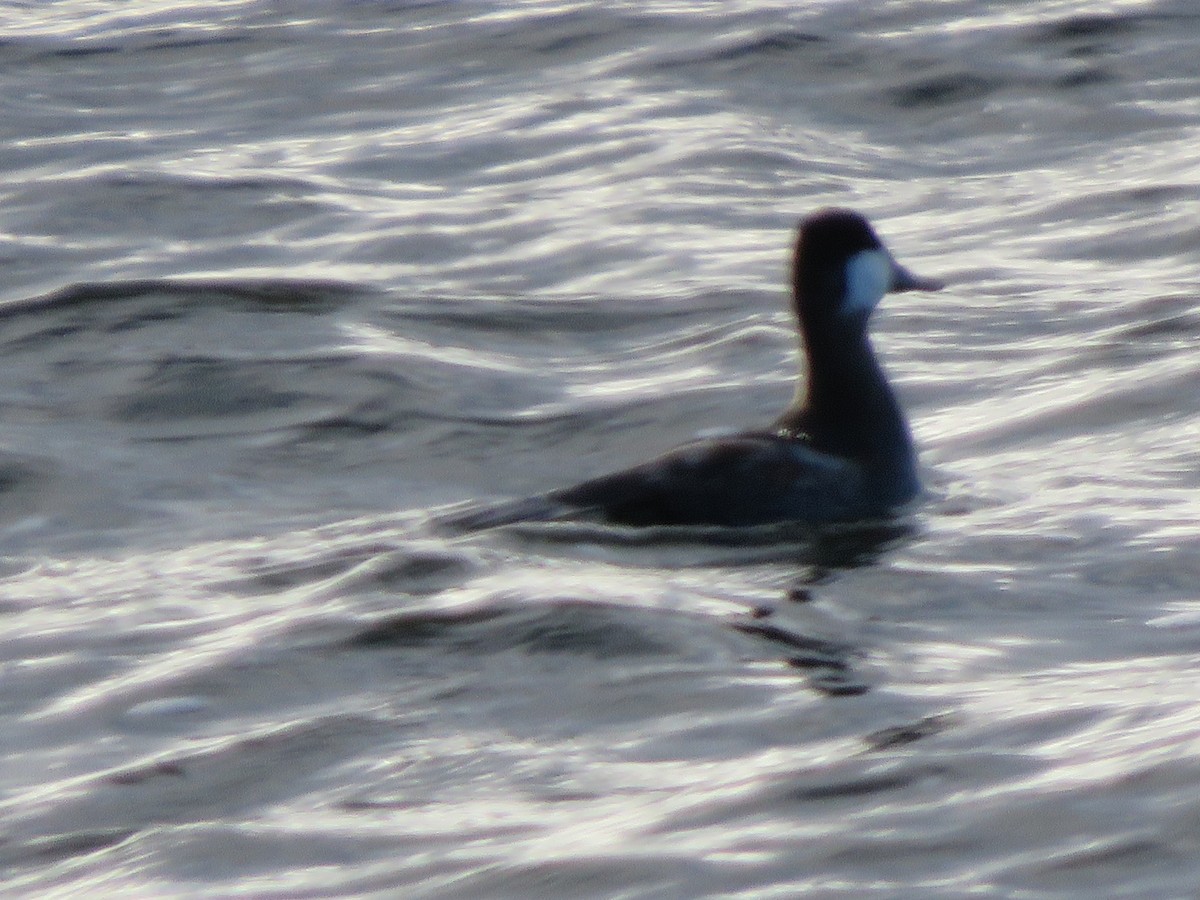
top-left (439, 209), bottom-right (943, 530)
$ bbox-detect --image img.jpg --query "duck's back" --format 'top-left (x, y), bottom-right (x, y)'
top-left (550, 432), bottom-right (886, 527)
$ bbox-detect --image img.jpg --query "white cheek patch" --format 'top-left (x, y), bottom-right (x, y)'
top-left (843, 249), bottom-right (893, 316)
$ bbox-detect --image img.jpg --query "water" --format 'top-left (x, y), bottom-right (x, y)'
top-left (2, 1), bottom-right (1200, 896)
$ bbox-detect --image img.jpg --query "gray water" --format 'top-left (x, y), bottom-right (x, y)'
top-left (2, 1), bottom-right (1200, 897)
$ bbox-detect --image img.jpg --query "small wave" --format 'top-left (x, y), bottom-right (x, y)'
top-left (0, 278), bottom-right (372, 321)
top-left (0, 30), bottom-right (253, 66)
top-left (651, 28), bottom-right (826, 72)
top-left (345, 599), bottom-right (699, 662)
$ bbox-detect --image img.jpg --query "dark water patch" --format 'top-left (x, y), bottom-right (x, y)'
top-left (802, 520), bottom-right (916, 572)
top-left (510, 9), bottom-right (616, 56)
top-left (0, 279), bottom-right (371, 322)
top-left (347, 602), bottom-right (675, 660)
top-left (112, 357), bottom-right (309, 423)
top-left (1030, 834), bottom-right (1165, 876)
top-left (651, 28), bottom-right (825, 72)
top-left (517, 605), bottom-right (670, 658)
top-left (1094, 294), bottom-right (1200, 357)
top-left (34, 42), bottom-right (124, 61)
top-left (298, 410), bottom-right (396, 438)
top-left (98, 170), bottom-right (321, 198)
top-left (730, 621), bottom-right (851, 659)
top-left (285, 389), bottom-right (443, 447)
top-left (786, 762), bottom-right (945, 803)
top-left (533, 27), bottom-right (609, 56)
top-left (864, 713), bottom-right (958, 751)
top-left (105, 760), bottom-right (187, 786)
top-left (1034, 184), bottom-right (1192, 222)
top-left (1055, 67), bottom-right (1113, 89)
top-left (0, 29), bottom-right (253, 67)
top-left (0, 456), bottom-right (54, 530)
top-left (705, 29), bottom-right (826, 62)
top-left (0, 458), bottom-right (43, 496)
top-left (347, 606), bottom-right (515, 650)
top-left (336, 797), bottom-right (434, 813)
top-left (1126, 184), bottom-right (1194, 205)
top-left (784, 652), bottom-right (849, 672)
top-left (1032, 12), bottom-right (1144, 46)
top-left (1025, 9), bottom-right (1197, 67)
top-left (805, 669), bottom-right (870, 697)
top-left (50, 31), bottom-right (251, 59)
top-left (13, 828), bottom-right (134, 865)
top-left (889, 72), bottom-right (997, 108)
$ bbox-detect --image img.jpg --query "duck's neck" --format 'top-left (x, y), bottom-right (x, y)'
top-left (775, 319), bottom-right (913, 469)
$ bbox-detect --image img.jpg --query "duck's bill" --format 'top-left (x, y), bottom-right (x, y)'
top-left (889, 260), bottom-right (944, 293)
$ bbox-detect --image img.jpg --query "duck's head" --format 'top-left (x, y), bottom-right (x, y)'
top-left (792, 209), bottom-right (943, 330)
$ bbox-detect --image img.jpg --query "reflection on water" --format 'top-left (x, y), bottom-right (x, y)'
top-left (1, 1), bottom-right (1200, 896)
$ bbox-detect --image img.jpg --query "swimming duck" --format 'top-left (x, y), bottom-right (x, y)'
top-left (441, 209), bottom-right (942, 530)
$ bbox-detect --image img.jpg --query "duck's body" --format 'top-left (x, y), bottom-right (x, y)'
top-left (441, 209), bottom-right (941, 531)
top-left (545, 431), bottom-right (897, 527)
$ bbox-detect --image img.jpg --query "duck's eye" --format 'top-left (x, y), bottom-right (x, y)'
top-left (842, 249), bottom-right (892, 316)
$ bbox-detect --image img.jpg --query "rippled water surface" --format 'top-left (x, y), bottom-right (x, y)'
top-left (3, 1), bottom-right (1200, 896)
